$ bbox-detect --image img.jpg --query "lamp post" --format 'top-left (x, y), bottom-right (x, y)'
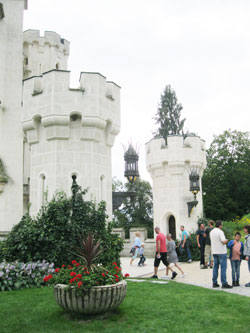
top-left (124, 144), bottom-right (139, 183)
top-left (187, 169), bottom-right (200, 217)
top-left (112, 144), bottom-right (139, 211)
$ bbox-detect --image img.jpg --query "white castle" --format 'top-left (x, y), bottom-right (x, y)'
top-left (0, 0), bottom-right (120, 235)
top-left (146, 135), bottom-right (207, 238)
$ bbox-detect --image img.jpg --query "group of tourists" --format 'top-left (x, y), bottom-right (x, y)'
top-left (130, 221), bottom-right (250, 288)
top-left (196, 220), bottom-right (250, 288)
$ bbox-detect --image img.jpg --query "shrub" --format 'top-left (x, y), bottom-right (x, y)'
top-left (3, 182), bottom-right (124, 267)
top-left (0, 261), bottom-right (54, 291)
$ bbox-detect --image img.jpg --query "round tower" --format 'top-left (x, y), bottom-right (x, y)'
top-left (22, 69), bottom-right (120, 219)
top-left (23, 30), bottom-right (70, 79)
top-left (146, 135), bottom-right (207, 239)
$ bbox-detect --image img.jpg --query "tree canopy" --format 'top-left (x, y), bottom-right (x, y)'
top-left (154, 85), bottom-right (186, 143)
top-left (113, 178), bottom-right (154, 238)
top-left (202, 129), bottom-right (250, 221)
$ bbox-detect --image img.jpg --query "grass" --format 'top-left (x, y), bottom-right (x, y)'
top-left (0, 280), bottom-right (250, 333)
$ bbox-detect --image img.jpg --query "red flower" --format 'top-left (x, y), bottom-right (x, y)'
top-left (76, 263), bottom-right (81, 267)
top-left (68, 266), bottom-right (73, 270)
top-left (114, 274), bottom-right (119, 278)
top-left (62, 264), bottom-right (65, 268)
top-left (47, 274), bottom-right (53, 280)
top-left (76, 274), bottom-right (82, 278)
top-left (72, 260), bottom-right (77, 264)
top-left (115, 278), bottom-right (119, 282)
top-left (101, 273), bottom-right (105, 277)
top-left (112, 262), bottom-right (117, 266)
top-left (43, 276), bottom-right (49, 282)
top-left (69, 279), bottom-right (74, 284)
top-left (77, 281), bottom-right (83, 288)
top-left (124, 273), bottom-right (130, 278)
top-left (85, 271), bottom-right (90, 275)
top-left (70, 272), bottom-right (77, 277)
top-left (115, 266), bottom-right (121, 271)
top-left (55, 268), bottom-right (60, 273)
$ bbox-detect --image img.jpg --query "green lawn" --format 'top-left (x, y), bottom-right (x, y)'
top-left (0, 281), bottom-right (250, 333)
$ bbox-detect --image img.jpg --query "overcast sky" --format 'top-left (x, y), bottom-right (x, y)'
top-left (24, 0), bottom-right (250, 183)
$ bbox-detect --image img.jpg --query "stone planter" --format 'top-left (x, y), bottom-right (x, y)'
top-left (54, 280), bottom-right (127, 315)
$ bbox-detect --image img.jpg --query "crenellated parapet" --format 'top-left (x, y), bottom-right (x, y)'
top-left (22, 70), bottom-right (120, 147)
top-left (23, 30), bottom-right (70, 79)
top-left (146, 135), bottom-right (206, 177)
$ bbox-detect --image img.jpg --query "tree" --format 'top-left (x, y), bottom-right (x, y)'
top-left (202, 129), bottom-right (250, 221)
top-left (113, 179), bottom-right (154, 238)
top-left (154, 85), bottom-right (186, 143)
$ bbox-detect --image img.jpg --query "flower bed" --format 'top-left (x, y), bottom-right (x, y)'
top-left (43, 260), bottom-right (129, 291)
top-left (0, 260), bottom-right (54, 291)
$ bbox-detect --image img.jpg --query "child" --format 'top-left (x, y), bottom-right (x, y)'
top-left (227, 232), bottom-right (244, 286)
top-left (138, 243), bottom-right (146, 266)
top-left (243, 225), bottom-right (250, 287)
top-left (165, 233), bottom-right (185, 279)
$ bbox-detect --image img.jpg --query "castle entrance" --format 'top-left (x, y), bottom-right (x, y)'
top-left (168, 215), bottom-right (176, 240)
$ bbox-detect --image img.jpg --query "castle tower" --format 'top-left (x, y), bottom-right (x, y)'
top-left (0, 0), bottom-right (27, 234)
top-left (22, 67), bottom-right (120, 218)
top-left (146, 135), bottom-right (207, 239)
top-left (23, 30), bottom-right (70, 79)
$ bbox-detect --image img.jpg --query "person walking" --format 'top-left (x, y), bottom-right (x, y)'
top-left (196, 223), bottom-right (205, 268)
top-left (210, 220), bottom-right (232, 289)
top-left (130, 231), bottom-right (141, 265)
top-left (243, 225), bottom-right (250, 287)
top-left (227, 232), bottom-right (244, 286)
top-left (166, 233), bottom-right (185, 278)
top-left (203, 220), bottom-right (214, 269)
top-left (179, 225), bottom-right (192, 263)
top-left (138, 243), bottom-right (146, 267)
top-left (151, 227), bottom-right (177, 279)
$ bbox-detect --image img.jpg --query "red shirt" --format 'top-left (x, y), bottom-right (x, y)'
top-left (156, 233), bottom-right (167, 253)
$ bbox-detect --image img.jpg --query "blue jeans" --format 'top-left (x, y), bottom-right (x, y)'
top-left (248, 259), bottom-right (250, 272)
top-left (231, 260), bottom-right (241, 282)
top-left (213, 254), bottom-right (228, 285)
top-left (179, 241), bottom-right (192, 260)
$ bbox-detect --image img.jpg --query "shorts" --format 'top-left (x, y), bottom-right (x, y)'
top-left (204, 245), bottom-right (211, 262)
top-left (154, 252), bottom-right (169, 268)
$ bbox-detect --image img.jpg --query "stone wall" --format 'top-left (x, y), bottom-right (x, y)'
top-left (112, 227), bottom-right (156, 257)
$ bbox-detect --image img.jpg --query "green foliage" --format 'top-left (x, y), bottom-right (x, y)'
top-left (222, 214), bottom-right (250, 240)
top-left (203, 129), bottom-right (250, 221)
top-left (113, 178), bottom-right (153, 238)
top-left (154, 84), bottom-right (186, 143)
top-left (0, 261), bottom-right (54, 291)
top-left (3, 183), bottom-right (123, 267)
top-left (176, 232), bottom-right (200, 262)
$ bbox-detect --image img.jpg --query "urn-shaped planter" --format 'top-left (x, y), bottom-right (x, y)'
top-left (54, 280), bottom-right (127, 315)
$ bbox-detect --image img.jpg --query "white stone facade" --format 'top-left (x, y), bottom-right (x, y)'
top-left (0, 1), bottom-right (120, 232)
top-left (0, 0), bottom-right (27, 233)
top-left (146, 135), bottom-right (207, 239)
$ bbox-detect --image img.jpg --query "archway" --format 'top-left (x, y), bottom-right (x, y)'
top-left (168, 215), bottom-right (176, 240)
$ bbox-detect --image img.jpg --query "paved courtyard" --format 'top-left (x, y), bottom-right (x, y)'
top-left (120, 257), bottom-right (250, 297)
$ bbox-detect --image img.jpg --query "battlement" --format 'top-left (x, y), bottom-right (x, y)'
top-left (22, 70), bottom-right (120, 147)
top-left (23, 30), bottom-right (70, 55)
top-left (23, 30), bottom-right (70, 79)
top-left (146, 135), bottom-right (206, 174)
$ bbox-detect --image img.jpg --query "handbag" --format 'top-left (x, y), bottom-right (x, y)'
top-left (130, 247), bottom-right (136, 255)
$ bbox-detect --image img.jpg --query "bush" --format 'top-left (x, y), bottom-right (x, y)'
top-left (176, 232), bottom-right (200, 262)
top-left (0, 261), bottom-right (54, 291)
top-left (3, 182), bottom-right (124, 267)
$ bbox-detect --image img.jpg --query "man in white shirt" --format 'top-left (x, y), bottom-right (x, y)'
top-left (210, 220), bottom-right (232, 289)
